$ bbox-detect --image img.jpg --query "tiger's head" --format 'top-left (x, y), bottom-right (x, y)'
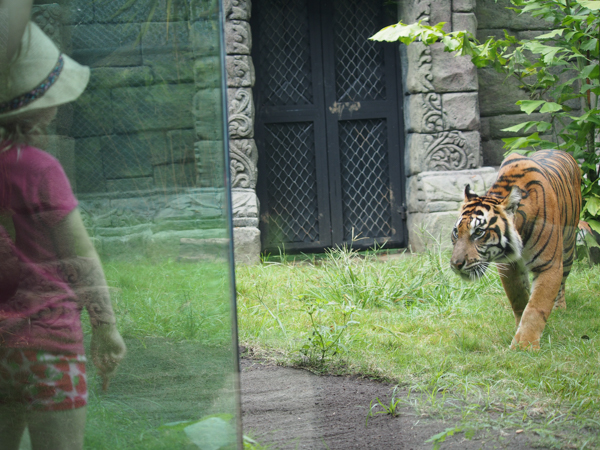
top-left (450, 184), bottom-right (523, 281)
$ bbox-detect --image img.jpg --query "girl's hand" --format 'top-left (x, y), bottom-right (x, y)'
top-left (90, 324), bottom-right (126, 391)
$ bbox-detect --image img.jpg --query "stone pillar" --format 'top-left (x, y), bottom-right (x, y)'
top-left (399, 0), bottom-right (492, 251)
top-left (224, 0), bottom-right (261, 264)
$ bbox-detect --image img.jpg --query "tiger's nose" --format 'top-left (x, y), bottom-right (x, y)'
top-left (451, 258), bottom-right (465, 270)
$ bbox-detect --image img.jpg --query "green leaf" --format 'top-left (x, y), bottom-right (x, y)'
top-left (577, 0), bottom-right (600, 10)
top-left (585, 196), bottom-right (600, 216)
top-left (581, 38), bottom-right (598, 51)
top-left (516, 100), bottom-right (545, 114)
top-left (539, 102), bottom-right (563, 113)
top-left (535, 29), bottom-right (564, 40)
top-left (588, 219), bottom-right (600, 234)
top-left (584, 232), bottom-right (600, 248)
top-left (501, 123), bottom-right (529, 133)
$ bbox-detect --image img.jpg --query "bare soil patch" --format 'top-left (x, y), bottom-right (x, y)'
top-left (240, 358), bottom-right (549, 450)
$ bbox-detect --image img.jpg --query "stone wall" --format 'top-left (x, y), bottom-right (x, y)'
top-left (32, 0), bottom-right (237, 263)
top-left (476, 0), bottom-right (581, 166)
top-left (398, 0), bottom-right (492, 251)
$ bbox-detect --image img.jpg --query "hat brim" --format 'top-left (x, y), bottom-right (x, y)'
top-left (0, 53), bottom-right (90, 120)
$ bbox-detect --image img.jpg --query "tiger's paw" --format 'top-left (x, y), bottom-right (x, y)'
top-left (510, 330), bottom-right (541, 350)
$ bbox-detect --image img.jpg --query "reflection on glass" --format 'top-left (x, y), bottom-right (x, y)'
top-left (0, 0), bottom-right (240, 449)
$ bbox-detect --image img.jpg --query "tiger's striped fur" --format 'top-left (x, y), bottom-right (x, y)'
top-left (450, 150), bottom-right (581, 349)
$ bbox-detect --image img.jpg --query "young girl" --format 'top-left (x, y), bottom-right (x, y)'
top-left (0, 20), bottom-right (126, 450)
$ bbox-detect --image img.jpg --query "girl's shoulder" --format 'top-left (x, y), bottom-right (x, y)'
top-left (0, 144), bottom-right (61, 169)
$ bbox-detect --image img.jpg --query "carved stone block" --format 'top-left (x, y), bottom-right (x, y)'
top-left (453, 0), bottom-right (476, 12)
top-left (452, 13), bottom-right (477, 34)
top-left (226, 55), bottom-right (255, 87)
top-left (232, 188), bottom-right (259, 220)
top-left (225, 20), bottom-right (252, 55)
top-left (230, 139), bottom-right (258, 189)
top-left (227, 88), bottom-right (254, 139)
top-left (406, 167), bottom-right (498, 213)
top-left (406, 92), bottom-right (479, 133)
top-left (405, 131), bottom-right (481, 176)
top-left (403, 43), bottom-right (477, 94)
top-left (224, 0), bottom-right (252, 21)
top-left (398, 0), bottom-right (450, 30)
top-left (233, 226), bottom-right (261, 265)
top-left (404, 93), bottom-right (444, 133)
top-left (442, 92), bottom-right (480, 131)
top-left (400, 43), bottom-right (434, 94)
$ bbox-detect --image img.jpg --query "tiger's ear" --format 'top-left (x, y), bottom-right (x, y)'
top-left (464, 184), bottom-right (478, 202)
top-left (501, 186), bottom-right (522, 215)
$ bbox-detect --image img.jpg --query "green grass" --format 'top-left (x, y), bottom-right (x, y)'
top-left (236, 245), bottom-right (600, 449)
top-left (79, 260), bottom-right (239, 450)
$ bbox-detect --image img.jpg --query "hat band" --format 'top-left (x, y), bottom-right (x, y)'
top-left (0, 54), bottom-right (64, 115)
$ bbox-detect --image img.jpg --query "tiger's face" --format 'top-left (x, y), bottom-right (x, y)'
top-left (450, 184), bottom-right (523, 281)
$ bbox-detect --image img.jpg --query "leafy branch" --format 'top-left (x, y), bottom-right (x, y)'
top-left (371, 0), bottom-right (600, 234)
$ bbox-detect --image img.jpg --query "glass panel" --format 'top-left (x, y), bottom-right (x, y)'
top-left (0, 1), bottom-right (240, 449)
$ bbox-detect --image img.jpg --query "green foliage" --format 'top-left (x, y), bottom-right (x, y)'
top-left (365, 386), bottom-right (403, 425)
top-left (296, 291), bottom-right (359, 367)
top-left (426, 427), bottom-right (475, 450)
top-left (371, 0), bottom-right (600, 233)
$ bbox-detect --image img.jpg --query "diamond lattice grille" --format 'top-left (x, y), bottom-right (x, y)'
top-left (333, 0), bottom-right (386, 102)
top-left (339, 120), bottom-right (391, 241)
top-left (265, 123), bottom-right (320, 244)
top-left (256, 0), bottom-right (313, 106)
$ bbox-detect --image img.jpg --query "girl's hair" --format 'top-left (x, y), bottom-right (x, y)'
top-left (0, 108), bottom-right (52, 151)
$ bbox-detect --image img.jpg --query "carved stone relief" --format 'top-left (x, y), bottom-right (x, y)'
top-left (422, 93), bottom-right (444, 132)
top-left (230, 139), bottom-right (258, 189)
top-left (226, 55), bottom-right (255, 88)
top-left (225, 20), bottom-right (252, 55)
top-left (228, 88), bottom-right (254, 139)
top-left (224, 0), bottom-right (252, 21)
top-left (425, 131), bottom-right (477, 171)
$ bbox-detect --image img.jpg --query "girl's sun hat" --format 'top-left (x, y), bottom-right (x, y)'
top-left (0, 21), bottom-right (90, 120)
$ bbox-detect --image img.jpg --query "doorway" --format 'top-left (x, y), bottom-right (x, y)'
top-left (252, 0), bottom-right (406, 252)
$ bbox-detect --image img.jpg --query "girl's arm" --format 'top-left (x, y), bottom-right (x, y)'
top-left (52, 209), bottom-right (126, 390)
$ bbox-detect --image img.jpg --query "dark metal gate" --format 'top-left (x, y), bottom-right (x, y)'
top-left (253, 0), bottom-right (406, 252)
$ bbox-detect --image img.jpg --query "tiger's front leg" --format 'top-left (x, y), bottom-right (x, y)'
top-left (510, 267), bottom-right (563, 350)
top-left (497, 260), bottom-right (530, 327)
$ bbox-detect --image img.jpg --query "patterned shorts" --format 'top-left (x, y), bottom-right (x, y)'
top-left (0, 348), bottom-right (87, 411)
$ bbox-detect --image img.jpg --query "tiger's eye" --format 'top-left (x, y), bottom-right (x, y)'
top-left (451, 227), bottom-right (458, 240)
top-left (473, 228), bottom-right (486, 239)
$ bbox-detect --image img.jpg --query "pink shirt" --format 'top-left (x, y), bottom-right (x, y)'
top-left (0, 144), bottom-right (83, 354)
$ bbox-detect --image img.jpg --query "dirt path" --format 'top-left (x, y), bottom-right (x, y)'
top-left (240, 359), bottom-right (547, 450)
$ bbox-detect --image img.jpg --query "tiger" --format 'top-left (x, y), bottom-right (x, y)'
top-left (450, 150), bottom-right (581, 350)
